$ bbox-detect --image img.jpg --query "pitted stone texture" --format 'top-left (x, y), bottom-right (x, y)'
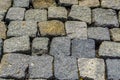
top-left (92, 8), bottom-right (119, 27)
top-left (6, 7), bottom-right (25, 21)
top-left (33, 0), bottom-right (56, 9)
top-left (29, 55), bottom-right (53, 78)
top-left (7, 21), bottom-right (37, 37)
top-left (4, 36), bottom-right (30, 53)
top-left (72, 39), bottom-right (95, 58)
top-left (13, 0), bottom-right (29, 8)
top-left (79, 0), bottom-right (100, 7)
top-left (78, 58), bottom-right (105, 80)
top-left (25, 9), bottom-right (47, 22)
top-left (69, 5), bottom-right (91, 24)
top-left (59, 0), bottom-right (78, 6)
top-left (101, 0), bottom-right (120, 10)
top-left (0, 54), bottom-right (29, 79)
top-left (48, 7), bottom-right (67, 20)
top-left (99, 41), bottom-right (120, 57)
top-left (54, 56), bottom-right (78, 80)
top-left (32, 37), bottom-right (49, 55)
top-left (0, 39), bottom-right (2, 56)
top-left (88, 27), bottom-right (110, 40)
top-left (50, 37), bottom-right (70, 57)
top-left (0, 22), bottom-right (7, 39)
top-left (106, 59), bottom-right (120, 80)
top-left (110, 28), bottom-right (120, 41)
top-left (38, 20), bottom-right (66, 36)
top-left (0, 0), bottom-right (12, 11)
top-left (65, 21), bottom-right (87, 39)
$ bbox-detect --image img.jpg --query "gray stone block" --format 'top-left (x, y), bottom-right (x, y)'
top-left (4, 36), bottom-right (30, 53)
top-left (0, 39), bottom-right (2, 57)
top-left (72, 39), bottom-right (95, 58)
top-left (119, 11), bottom-right (120, 24)
top-left (110, 28), bottom-right (120, 41)
top-left (13, 0), bottom-right (29, 8)
top-left (59, 0), bottom-right (78, 6)
top-left (7, 21), bottom-right (37, 37)
top-left (78, 58), bottom-right (105, 80)
top-left (29, 55), bottom-right (53, 78)
top-left (92, 8), bottom-right (119, 27)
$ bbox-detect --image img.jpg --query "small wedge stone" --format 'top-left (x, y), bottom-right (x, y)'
top-left (110, 28), bottom-right (120, 41)
top-left (0, 22), bottom-right (7, 39)
top-left (13, 0), bottom-right (29, 8)
top-left (59, 0), bottom-right (78, 6)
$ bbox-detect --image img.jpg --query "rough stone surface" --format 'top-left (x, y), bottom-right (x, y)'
top-left (32, 37), bottom-right (49, 55)
top-left (0, 22), bottom-right (7, 39)
top-left (54, 56), bottom-right (78, 80)
top-left (6, 7), bottom-right (25, 21)
top-left (72, 39), bottom-right (95, 58)
top-left (38, 20), bottom-right (66, 36)
top-left (119, 11), bottom-right (120, 23)
top-left (79, 0), bottom-right (100, 7)
top-left (4, 36), bottom-right (30, 53)
top-left (88, 27), bottom-right (110, 40)
top-left (65, 21), bottom-right (87, 39)
top-left (110, 28), bottom-right (120, 41)
top-left (13, 0), bottom-right (29, 8)
top-left (29, 79), bottom-right (47, 80)
top-left (0, 79), bottom-right (14, 80)
top-left (29, 55), bottom-right (53, 78)
top-left (0, 39), bottom-right (2, 57)
top-left (0, 54), bottom-right (29, 79)
top-left (92, 8), bottom-right (119, 27)
top-left (106, 59), bottom-right (120, 80)
top-left (68, 5), bottom-right (91, 24)
top-left (59, 0), bottom-right (78, 6)
top-left (99, 41), bottom-right (120, 57)
top-left (48, 7), bottom-right (67, 20)
top-left (7, 21), bottom-right (37, 37)
top-left (78, 58), bottom-right (105, 80)
top-left (101, 0), bottom-right (120, 10)
top-left (25, 9), bottom-right (47, 22)
top-left (50, 37), bottom-right (70, 57)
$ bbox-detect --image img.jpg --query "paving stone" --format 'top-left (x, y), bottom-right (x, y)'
top-left (101, 0), bottom-right (120, 10)
top-left (99, 41), bottom-right (120, 57)
top-left (0, 22), bottom-right (7, 39)
top-left (88, 27), bottom-right (110, 40)
top-left (79, 0), bottom-right (100, 7)
top-left (92, 8), bottom-right (119, 27)
top-left (0, 0), bottom-right (12, 11)
top-left (29, 55), bottom-right (53, 78)
top-left (32, 37), bottom-right (49, 55)
top-left (50, 37), bottom-right (70, 57)
top-left (110, 28), bottom-right (120, 41)
top-left (78, 58), bottom-right (105, 80)
top-left (72, 39), bottom-right (95, 58)
top-left (0, 54), bottom-right (29, 79)
top-left (59, 0), bottom-right (78, 6)
top-left (48, 7), bottom-right (67, 20)
top-left (6, 7), bottom-right (25, 21)
top-left (65, 21), bottom-right (87, 39)
top-left (0, 39), bottom-right (2, 57)
top-left (106, 59), bottom-right (120, 80)
top-left (54, 56), bottom-right (78, 80)
top-left (13, 0), bottom-right (29, 8)
top-left (7, 21), bottom-right (37, 37)
top-left (25, 9), bottom-right (47, 22)
top-left (68, 5), bottom-right (91, 24)
top-left (4, 36), bottom-right (30, 53)
top-left (32, 0), bottom-right (56, 9)
top-left (38, 20), bottom-right (66, 36)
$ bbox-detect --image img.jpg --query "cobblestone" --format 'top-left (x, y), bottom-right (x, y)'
top-left (0, 22), bottom-right (7, 39)
top-left (13, 0), bottom-right (29, 8)
top-left (59, 0), bottom-right (78, 6)
top-left (110, 28), bottom-right (120, 41)
top-left (0, 39), bottom-right (2, 57)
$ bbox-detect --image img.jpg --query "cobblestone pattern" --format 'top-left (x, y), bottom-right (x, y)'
top-left (0, 0), bottom-right (120, 80)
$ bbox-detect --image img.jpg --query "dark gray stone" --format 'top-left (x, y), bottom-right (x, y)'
top-left (13, 0), bottom-right (29, 8)
top-left (0, 39), bottom-right (2, 57)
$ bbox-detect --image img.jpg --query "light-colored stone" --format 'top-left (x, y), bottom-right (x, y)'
top-left (0, 0), bottom-right (12, 11)
top-left (0, 22), bottom-right (6, 39)
top-left (59, 0), bottom-right (78, 6)
top-left (13, 0), bottom-right (29, 8)
top-left (110, 28), bottom-right (120, 41)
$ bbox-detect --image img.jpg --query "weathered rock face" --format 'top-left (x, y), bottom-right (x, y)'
top-left (110, 28), bottom-right (120, 41)
top-left (59, 0), bottom-right (78, 6)
top-left (0, 22), bottom-right (7, 39)
top-left (13, 0), bottom-right (29, 8)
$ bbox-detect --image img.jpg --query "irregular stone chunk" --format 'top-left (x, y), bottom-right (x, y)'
top-left (29, 55), bottom-right (53, 78)
top-left (99, 41), bottom-right (120, 57)
top-left (88, 27), bottom-right (110, 40)
top-left (0, 22), bottom-right (7, 39)
top-left (72, 39), bottom-right (95, 58)
top-left (106, 59), bottom-right (120, 80)
top-left (0, 54), bottom-right (29, 79)
top-left (54, 56), bottom-right (78, 80)
top-left (32, 37), bottom-right (49, 55)
top-left (68, 5), bottom-right (91, 24)
top-left (78, 58), bottom-right (105, 80)
top-left (25, 9), bottom-right (47, 22)
top-left (48, 7), bottom-right (67, 20)
top-left (65, 21), bottom-right (87, 39)
top-left (110, 28), bottom-right (120, 41)
top-left (59, 0), bottom-right (78, 6)
top-left (50, 37), bottom-right (70, 57)
top-left (0, 39), bottom-right (2, 57)
top-left (38, 20), bottom-right (66, 36)
top-left (7, 21), bottom-right (37, 37)
top-left (4, 36), bottom-right (30, 53)
top-left (92, 8), bottom-right (119, 27)
top-left (13, 0), bottom-right (29, 8)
